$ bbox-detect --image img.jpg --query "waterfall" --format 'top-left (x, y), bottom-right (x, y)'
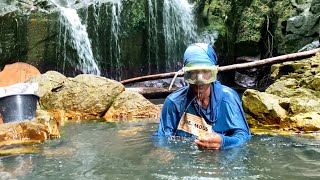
top-left (54, 0), bottom-right (101, 75)
top-left (45, 0), bottom-right (198, 79)
top-left (163, 0), bottom-right (197, 72)
top-left (54, 0), bottom-right (196, 78)
top-left (110, 2), bottom-right (122, 80)
top-left (147, 0), bottom-right (159, 74)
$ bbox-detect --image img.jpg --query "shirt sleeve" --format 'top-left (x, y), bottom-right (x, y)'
top-left (215, 98), bottom-right (251, 149)
top-left (155, 97), bottom-right (180, 136)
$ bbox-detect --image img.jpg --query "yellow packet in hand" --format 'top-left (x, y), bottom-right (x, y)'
top-left (199, 131), bottom-right (212, 138)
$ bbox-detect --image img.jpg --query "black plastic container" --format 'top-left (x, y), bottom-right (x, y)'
top-left (0, 94), bottom-right (39, 123)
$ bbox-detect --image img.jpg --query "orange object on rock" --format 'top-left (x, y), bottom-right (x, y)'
top-left (0, 62), bottom-right (41, 87)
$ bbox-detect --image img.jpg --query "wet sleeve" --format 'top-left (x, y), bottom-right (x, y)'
top-left (155, 98), bottom-right (179, 136)
top-left (216, 99), bottom-right (251, 149)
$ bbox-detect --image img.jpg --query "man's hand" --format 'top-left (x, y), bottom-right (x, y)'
top-left (194, 132), bottom-right (222, 150)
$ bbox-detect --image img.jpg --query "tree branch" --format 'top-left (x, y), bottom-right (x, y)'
top-left (121, 48), bottom-right (320, 85)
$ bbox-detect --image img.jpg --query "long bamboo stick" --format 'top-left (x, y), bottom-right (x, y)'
top-left (121, 48), bottom-right (320, 85)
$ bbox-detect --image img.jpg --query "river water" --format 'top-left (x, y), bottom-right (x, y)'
top-left (1, 120), bottom-right (320, 179)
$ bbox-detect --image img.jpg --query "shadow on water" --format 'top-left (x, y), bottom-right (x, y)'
top-left (1, 120), bottom-right (320, 179)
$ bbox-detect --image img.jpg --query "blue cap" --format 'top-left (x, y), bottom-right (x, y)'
top-left (183, 43), bottom-right (218, 67)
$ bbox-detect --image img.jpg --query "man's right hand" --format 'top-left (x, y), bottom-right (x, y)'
top-left (194, 132), bottom-right (222, 150)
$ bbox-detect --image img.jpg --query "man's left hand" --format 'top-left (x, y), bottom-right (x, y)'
top-left (195, 132), bottom-right (222, 150)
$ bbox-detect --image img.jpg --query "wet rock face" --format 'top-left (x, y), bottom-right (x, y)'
top-left (201, 0), bottom-right (319, 61)
top-left (0, 0), bottom-right (166, 80)
top-left (287, 14), bottom-right (318, 36)
top-left (199, 0), bottom-right (319, 87)
top-left (275, 0), bottom-right (319, 53)
top-left (311, 0), bottom-right (320, 13)
top-left (234, 55), bottom-right (262, 88)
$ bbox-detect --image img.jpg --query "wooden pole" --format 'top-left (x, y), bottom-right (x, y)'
top-left (121, 48), bottom-right (320, 85)
top-left (219, 48), bottom-right (320, 71)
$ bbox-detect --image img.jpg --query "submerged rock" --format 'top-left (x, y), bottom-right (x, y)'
top-left (0, 110), bottom-right (58, 156)
top-left (0, 110), bottom-right (60, 141)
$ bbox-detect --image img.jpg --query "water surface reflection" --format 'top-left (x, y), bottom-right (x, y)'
top-left (1, 120), bottom-right (320, 179)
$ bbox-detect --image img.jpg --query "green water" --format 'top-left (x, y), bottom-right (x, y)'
top-left (1, 120), bottom-right (320, 179)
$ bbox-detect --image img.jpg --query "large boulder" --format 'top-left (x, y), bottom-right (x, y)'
top-left (289, 97), bottom-right (320, 114)
top-left (242, 89), bottom-right (288, 126)
top-left (290, 112), bottom-right (320, 131)
top-left (24, 71), bottom-right (162, 122)
top-left (243, 52), bottom-right (320, 131)
top-left (27, 71), bottom-right (67, 97)
top-left (104, 90), bottom-right (161, 121)
top-left (40, 74), bottom-right (125, 120)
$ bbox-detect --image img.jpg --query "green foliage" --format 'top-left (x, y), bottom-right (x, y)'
top-left (121, 0), bottom-right (147, 37)
top-left (236, 0), bottom-right (270, 43)
top-left (199, 0), bottom-right (315, 57)
top-left (203, 0), bottom-right (232, 36)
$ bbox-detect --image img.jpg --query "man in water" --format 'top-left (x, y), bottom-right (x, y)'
top-left (155, 43), bottom-right (251, 149)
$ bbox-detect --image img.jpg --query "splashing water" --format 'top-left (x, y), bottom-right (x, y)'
top-left (197, 30), bottom-right (219, 46)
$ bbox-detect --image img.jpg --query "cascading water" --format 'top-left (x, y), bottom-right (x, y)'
top-left (147, 0), bottom-right (159, 74)
top-left (53, 0), bottom-right (198, 79)
top-left (110, 2), bottom-right (122, 80)
top-left (163, 0), bottom-right (197, 72)
top-left (54, 0), bottom-right (101, 75)
top-left (0, 0), bottom-right (200, 80)
top-left (83, 0), bottom-right (123, 80)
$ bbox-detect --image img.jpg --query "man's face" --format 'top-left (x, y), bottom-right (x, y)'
top-left (189, 83), bottom-right (211, 94)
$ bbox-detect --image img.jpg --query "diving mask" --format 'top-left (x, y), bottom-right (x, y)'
top-left (183, 65), bottom-right (218, 85)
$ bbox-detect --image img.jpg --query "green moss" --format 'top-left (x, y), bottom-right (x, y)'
top-left (236, 0), bottom-right (270, 43)
top-left (198, 0), bottom-right (311, 58)
top-left (121, 0), bottom-right (146, 36)
top-left (0, 12), bottom-right (28, 65)
top-left (202, 0), bottom-right (232, 37)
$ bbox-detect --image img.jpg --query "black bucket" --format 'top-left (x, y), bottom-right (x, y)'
top-left (0, 94), bottom-right (39, 123)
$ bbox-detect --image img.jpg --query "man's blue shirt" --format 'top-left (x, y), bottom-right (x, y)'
top-left (155, 81), bottom-right (251, 149)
